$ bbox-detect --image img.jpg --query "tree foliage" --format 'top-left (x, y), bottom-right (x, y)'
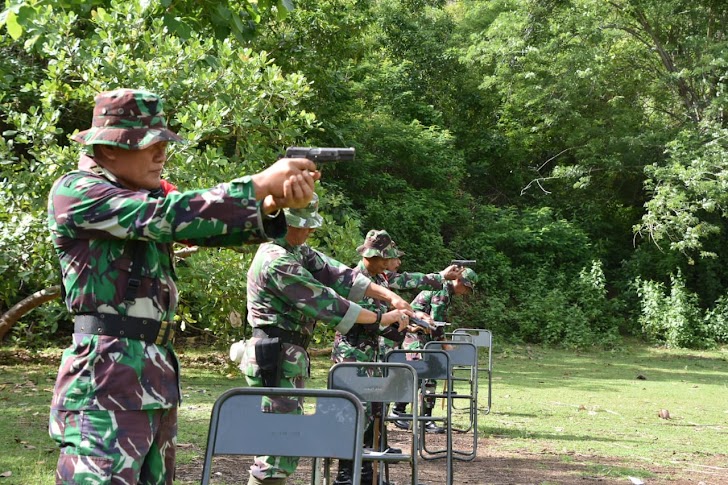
top-left (0, 0), bottom-right (318, 342)
top-left (3, 0), bottom-right (728, 349)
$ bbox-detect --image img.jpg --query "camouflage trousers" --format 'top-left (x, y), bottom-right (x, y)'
top-left (403, 332), bottom-right (438, 410)
top-left (331, 335), bottom-right (384, 444)
top-left (244, 373), bottom-right (305, 480)
top-left (378, 335), bottom-right (400, 361)
top-left (49, 407), bottom-right (177, 485)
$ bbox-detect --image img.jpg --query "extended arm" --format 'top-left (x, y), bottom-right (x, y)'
top-left (364, 282), bottom-right (413, 312)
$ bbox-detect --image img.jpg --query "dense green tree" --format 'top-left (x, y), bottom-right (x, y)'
top-left (0, 0), bottom-right (294, 43)
top-left (247, 0), bottom-right (472, 269)
top-left (3, 0), bottom-right (728, 348)
top-left (449, 1), bottom-right (728, 324)
top-left (0, 1), bottom-right (318, 343)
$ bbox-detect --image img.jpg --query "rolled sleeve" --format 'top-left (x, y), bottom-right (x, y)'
top-left (335, 301), bottom-right (362, 334)
top-left (348, 273), bottom-right (371, 302)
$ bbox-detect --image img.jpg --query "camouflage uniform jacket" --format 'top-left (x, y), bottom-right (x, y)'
top-left (241, 239), bottom-right (371, 379)
top-left (48, 155), bottom-right (286, 411)
top-left (405, 282), bottom-right (454, 348)
top-left (334, 262), bottom-right (445, 347)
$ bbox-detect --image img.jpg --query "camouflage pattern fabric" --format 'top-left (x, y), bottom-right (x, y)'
top-left (378, 335), bottom-right (400, 358)
top-left (47, 153), bottom-right (286, 484)
top-left (71, 89), bottom-right (183, 150)
top-left (48, 156), bottom-right (285, 412)
top-left (244, 239), bottom-right (369, 337)
top-left (376, 267), bottom-right (449, 359)
top-left (284, 193), bottom-right (323, 228)
top-left (460, 267), bottom-right (478, 288)
top-left (240, 238), bottom-right (371, 480)
top-left (355, 229), bottom-right (392, 258)
top-left (387, 268), bottom-right (446, 294)
top-left (49, 408), bottom-right (176, 484)
top-left (330, 261), bottom-right (447, 438)
top-left (385, 241), bottom-right (405, 258)
top-left (333, 261), bottom-right (446, 365)
top-left (412, 283), bottom-right (453, 321)
top-left (403, 283), bottom-right (454, 353)
top-left (403, 285), bottom-right (455, 410)
top-left (52, 334), bottom-right (180, 413)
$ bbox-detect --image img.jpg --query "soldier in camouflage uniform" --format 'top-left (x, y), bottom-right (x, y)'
top-left (47, 88), bottom-right (320, 485)
top-left (393, 267), bottom-right (479, 433)
top-left (377, 241), bottom-right (424, 360)
top-left (237, 195), bottom-right (413, 485)
top-left (331, 230), bottom-right (463, 485)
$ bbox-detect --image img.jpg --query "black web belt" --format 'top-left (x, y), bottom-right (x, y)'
top-left (74, 314), bottom-right (176, 345)
top-left (253, 327), bottom-right (311, 349)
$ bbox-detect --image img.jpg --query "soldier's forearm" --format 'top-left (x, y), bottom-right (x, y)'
top-left (364, 283), bottom-right (396, 306)
top-left (364, 283), bottom-right (411, 311)
top-left (364, 282), bottom-right (393, 304)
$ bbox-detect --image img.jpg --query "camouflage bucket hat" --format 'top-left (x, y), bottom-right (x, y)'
top-left (71, 89), bottom-right (183, 150)
top-left (357, 229), bottom-right (393, 258)
top-left (284, 193), bottom-right (323, 228)
top-left (460, 268), bottom-right (478, 288)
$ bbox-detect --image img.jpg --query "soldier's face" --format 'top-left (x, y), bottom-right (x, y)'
top-left (286, 226), bottom-right (314, 246)
top-left (97, 142), bottom-right (168, 191)
top-left (453, 279), bottom-right (473, 296)
top-left (364, 256), bottom-right (389, 276)
top-left (386, 258), bottom-right (401, 272)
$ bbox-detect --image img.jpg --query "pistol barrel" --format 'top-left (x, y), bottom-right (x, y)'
top-left (285, 147), bottom-right (355, 163)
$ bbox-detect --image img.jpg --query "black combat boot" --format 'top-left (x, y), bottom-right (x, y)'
top-left (333, 459), bottom-right (354, 485)
top-left (422, 407), bottom-right (445, 434)
top-left (391, 402), bottom-right (408, 415)
top-left (390, 402), bottom-right (411, 430)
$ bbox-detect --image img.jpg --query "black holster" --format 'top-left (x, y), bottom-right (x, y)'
top-left (254, 337), bottom-right (283, 387)
top-left (379, 324), bottom-right (406, 343)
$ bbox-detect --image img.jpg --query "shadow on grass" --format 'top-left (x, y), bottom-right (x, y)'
top-left (483, 428), bottom-right (640, 444)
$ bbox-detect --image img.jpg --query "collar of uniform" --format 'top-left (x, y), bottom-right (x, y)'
top-left (275, 238), bottom-right (310, 257)
top-left (77, 153), bottom-right (124, 187)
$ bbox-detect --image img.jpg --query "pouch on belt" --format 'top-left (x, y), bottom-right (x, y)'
top-left (254, 337), bottom-right (283, 387)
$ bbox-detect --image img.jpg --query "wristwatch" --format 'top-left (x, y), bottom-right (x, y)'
top-left (374, 310), bottom-right (382, 325)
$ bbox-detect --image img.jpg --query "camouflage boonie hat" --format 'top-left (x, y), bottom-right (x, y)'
top-left (384, 241), bottom-right (405, 258)
top-left (357, 229), bottom-right (393, 258)
top-left (460, 268), bottom-right (478, 288)
top-left (71, 89), bottom-right (183, 150)
top-left (284, 193), bottom-right (323, 228)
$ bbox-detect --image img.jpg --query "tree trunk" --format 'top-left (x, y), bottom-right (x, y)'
top-left (0, 285), bottom-right (61, 340)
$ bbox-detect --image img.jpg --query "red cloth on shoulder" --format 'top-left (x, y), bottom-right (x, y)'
top-left (159, 180), bottom-right (178, 195)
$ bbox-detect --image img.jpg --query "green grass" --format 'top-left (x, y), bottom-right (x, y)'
top-left (1, 341), bottom-right (727, 484)
top-left (483, 343), bottom-right (728, 465)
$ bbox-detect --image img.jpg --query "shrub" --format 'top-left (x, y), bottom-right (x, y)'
top-left (636, 270), bottom-right (712, 349)
top-left (702, 295), bottom-right (728, 344)
top-left (448, 204), bottom-right (621, 348)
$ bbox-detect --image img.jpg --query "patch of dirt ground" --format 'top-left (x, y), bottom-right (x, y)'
top-left (176, 426), bottom-right (728, 485)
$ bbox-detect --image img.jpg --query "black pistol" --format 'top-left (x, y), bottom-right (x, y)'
top-left (451, 259), bottom-right (477, 267)
top-left (409, 316), bottom-right (435, 332)
top-left (285, 147), bottom-right (356, 164)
